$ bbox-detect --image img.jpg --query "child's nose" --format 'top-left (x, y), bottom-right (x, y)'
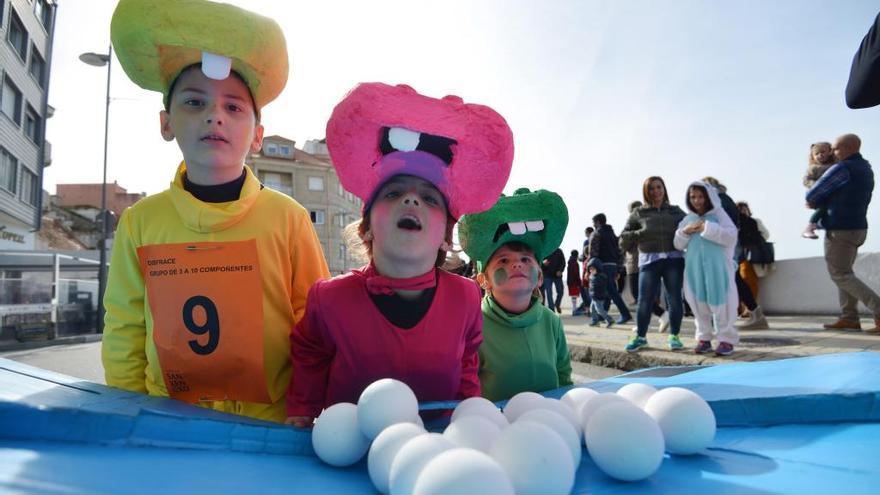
top-left (205, 103), bottom-right (224, 125)
top-left (401, 192), bottom-right (420, 206)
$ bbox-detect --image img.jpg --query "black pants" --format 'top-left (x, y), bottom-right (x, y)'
top-left (735, 271), bottom-right (757, 311)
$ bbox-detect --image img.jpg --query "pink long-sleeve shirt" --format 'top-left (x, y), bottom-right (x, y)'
top-left (287, 266), bottom-right (483, 418)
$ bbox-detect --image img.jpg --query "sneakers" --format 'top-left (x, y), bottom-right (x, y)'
top-left (616, 315), bottom-right (633, 325)
top-left (667, 334), bottom-right (683, 350)
top-left (736, 306), bottom-right (769, 330)
top-left (556, 305), bottom-right (562, 314)
top-left (694, 340), bottom-right (713, 354)
top-left (625, 336), bottom-right (648, 353)
top-left (801, 223), bottom-right (819, 239)
top-left (606, 319), bottom-right (614, 329)
top-left (715, 342), bottom-right (734, 356)
top-left (864, 317), bottom-right (880, 334)
top-left (658, 313), bottom-right (670, 333)
top-left (823, 319), bottom-right (862, 330)
top-left (589, 320), bottom-right (600, 327)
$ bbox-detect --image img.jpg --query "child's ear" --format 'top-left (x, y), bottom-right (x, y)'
top-left (475, 272), bottom-right (489, 290)
top-left (250, 124), bottom-right (265, 153)
top-left (159, 110), bottom-right (175, 142)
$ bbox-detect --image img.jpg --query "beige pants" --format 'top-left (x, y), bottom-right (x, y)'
top-left (824, 229), bottom-right (880, 320)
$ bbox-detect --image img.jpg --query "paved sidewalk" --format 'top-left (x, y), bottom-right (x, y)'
top-left (561, 310), bottom-right (880, 371)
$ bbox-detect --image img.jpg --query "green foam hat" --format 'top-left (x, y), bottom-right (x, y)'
top-left (459, 187), bottom-right (568, 271)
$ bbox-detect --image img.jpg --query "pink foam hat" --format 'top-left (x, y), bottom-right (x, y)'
top-left (326, 83), bottom-right (514, 219)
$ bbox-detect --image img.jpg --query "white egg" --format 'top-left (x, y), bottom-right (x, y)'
top-left (368, 422), bottom-right (426, 494)
top-left (643, 387), bottom-right (716, 455)
top-left (532, 397), bottom-right (583, 439)
top-left (502, 391), bottom-right (544, 423)
top-left (451, 397), bottom-right (508, 429)
top-left (389, 433), bottom-right (455, 495)
top-left (585, 402), bottom-right (665, 481)
top-left (443, 415), bottom-right (501, 453)
top-left (617, 382), bottom-right (658, 409)
top-left (489, 421), bottom-right (575, 495)
top-left (517, 408), bottom-right (582, 467)
top-left (561, 387), bottom-right (598, 415)
top-left (358, 378), bottom-right (420, 439)
top-left (413, 448), bottom-right (514, 495)
top-left (579, 392), bottom-right (629, 441)
top-left (311, 402), bottom-right (370, 467)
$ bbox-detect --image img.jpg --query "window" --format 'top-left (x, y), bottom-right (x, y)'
top-left (29, 45), bottom-right (45, 87)
top-left (34, 0), bottom-right (52, 30)
top-left (336, 182), bottom-right (344, 196)
top-left (338, 245), bottom-right (346, 261)
top-left (280, 145), bottom-right (291, 157)
top-left (1, 77), bottom-right (22, 125)
top-left (7, 9), bottom-right (27, 61)
top-left (20, 166), bottom-right (38, 206)
top-left (310, 210), bottom-right (325, 225)
top-left (1, 147), bottom-right (17, 193)
top-left (345, 191), bottom-right (354, 202)
top-left (24, 105), bottom-right (40, 144)
top-left (308, 176), bottom-right (324, 191)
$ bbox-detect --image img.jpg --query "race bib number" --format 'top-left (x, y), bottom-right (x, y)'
top-left (138, 240), bottom-right (271, 404)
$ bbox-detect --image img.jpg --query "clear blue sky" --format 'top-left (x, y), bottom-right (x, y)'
top-left (46, 0), bottom-right (880, 260)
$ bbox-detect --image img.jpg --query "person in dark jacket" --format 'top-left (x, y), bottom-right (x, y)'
top-left (589, 213), bottom-right (632, 324)
top-left (846, 12), bottom-right (880, 109)
top-left (703, 176), bottom-right (769, 330)
top-left (587, 258), bottom-right (613, 328)
top-left (807, 134), bottom-right (880, 333)
top-left (541, 247), bottom-right (566, 313)
top-left (620, 176), bottom-right (686, 350)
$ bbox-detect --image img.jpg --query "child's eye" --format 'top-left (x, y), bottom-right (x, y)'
top-left (226, 103), bottom-right (244, 113)
top-left (183, 98), bottom-right (204, 107)
top-left (423, 194), bottom-right (440, 206)
top-left (383, 190), bottom-right (401, 199)
top-left (521, 257), bottom-right (532, 263)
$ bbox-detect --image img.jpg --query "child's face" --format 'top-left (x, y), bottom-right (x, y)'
top-left (588, 266), bottom-right (597, 275)
top-left (367, 175), bottom-right (449, 264)
top-left (483, 245), bottom-right (540, 295)
top-left (689, 187), bottom-right (707, 214)
top-left (812, 144), bottom-right (832, 164)
top-left (159, 67), bottom-right (263, 178)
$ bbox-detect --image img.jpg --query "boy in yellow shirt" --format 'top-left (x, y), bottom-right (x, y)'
top-left (101, 0), bottom-right (329, 422)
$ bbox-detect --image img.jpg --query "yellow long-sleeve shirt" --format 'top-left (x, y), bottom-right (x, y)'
top-left (102, 162), bottom-right (329, 422)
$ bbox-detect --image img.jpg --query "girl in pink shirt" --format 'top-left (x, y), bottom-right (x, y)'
top-left (286, 83), bottom-right (513, 426)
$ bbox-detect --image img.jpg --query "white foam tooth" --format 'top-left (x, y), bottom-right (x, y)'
top-left (388, 127), bottom-right (421, 152)
top-left (525, 220), bottom-right (545, 232)
top-left (508, 222), bottom-right (527, 235)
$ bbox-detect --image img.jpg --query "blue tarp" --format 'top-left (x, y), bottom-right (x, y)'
top-left (2, 352), bottom-right (879, 494)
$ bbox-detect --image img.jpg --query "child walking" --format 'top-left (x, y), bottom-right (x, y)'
top-left (459, 188), bottom-right (573, 402)
top-left (802, 142), bottom-right (836, 239)
top-left (587, 258), bottom-right (614, 328)
top-left (102, 0), bottom-right (330, 423)
top-left (674, 181), bottom-right (740, 356)
top-left (286, 83), bottom-right (513, 425)
top-left (567, 250), bottom-right (585, 315)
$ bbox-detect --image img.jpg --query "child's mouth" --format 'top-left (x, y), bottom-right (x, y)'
top-left (397, 215), bottom-right (422, 231)
top-left (201, 134), bottom-right (229, 143)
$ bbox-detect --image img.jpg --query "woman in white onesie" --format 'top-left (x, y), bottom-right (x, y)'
top-left (674, 181), bottom-right (739, 356)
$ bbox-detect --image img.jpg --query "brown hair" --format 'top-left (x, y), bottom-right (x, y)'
top-left (686, 184), bottom-right (714, 213)
top-left (343, 210), bottom-right (456, 268)
top-left (642, 176), bottom-right (670, 206)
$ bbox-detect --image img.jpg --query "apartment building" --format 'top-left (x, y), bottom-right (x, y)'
top-left (0, 0), bottom-right (55, 250)
top-left (246, 135), bottom-right (363, 274)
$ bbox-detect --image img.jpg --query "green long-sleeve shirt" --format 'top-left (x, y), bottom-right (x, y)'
top-left (478, 295), bottom-right (573, 401)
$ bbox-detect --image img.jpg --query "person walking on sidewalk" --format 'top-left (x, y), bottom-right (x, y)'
top-left (620, 177), bottom-right (686, 352)
top-left (587, 258), bottom-right (614, 328)
top-left (806, 133), bottom-right (880, 333)
top-left (542, 247), bottom-right (566, 313)
top-left (567, 250), bottom-right (586, 315)
top-left (589, 213), bottom-right (632, 324)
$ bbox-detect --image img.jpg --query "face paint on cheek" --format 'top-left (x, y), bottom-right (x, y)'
top-left (529, 265), bottom-right (539, 286)
top-left (492, 268), bottom-right (509, 286)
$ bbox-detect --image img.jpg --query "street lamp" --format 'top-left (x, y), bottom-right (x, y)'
top-left (79, 46), bottom-right (112, 333)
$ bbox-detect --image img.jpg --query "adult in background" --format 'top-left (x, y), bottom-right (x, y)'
top-left (566, 249), bottom-right (586, 315)
top-left (807, 134), bottom-right (880, 333)
top-left (622, 200), bottom-right (669, 332)
top-left (703, 176), bottom-right (769, 330)
top-left (736, 202), bottom-right (771, 313)
top-left (846, 12), bottom-right (880, 109)
top-left (620, 177), bottom-right (686, 351)
top-left (590, 213), bottom-right (633, 324)
top-left (542, 247), bottom-right (566, 313)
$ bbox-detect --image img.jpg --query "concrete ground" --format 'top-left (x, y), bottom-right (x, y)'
top-left (558, 305), bottom-right (880, 372)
